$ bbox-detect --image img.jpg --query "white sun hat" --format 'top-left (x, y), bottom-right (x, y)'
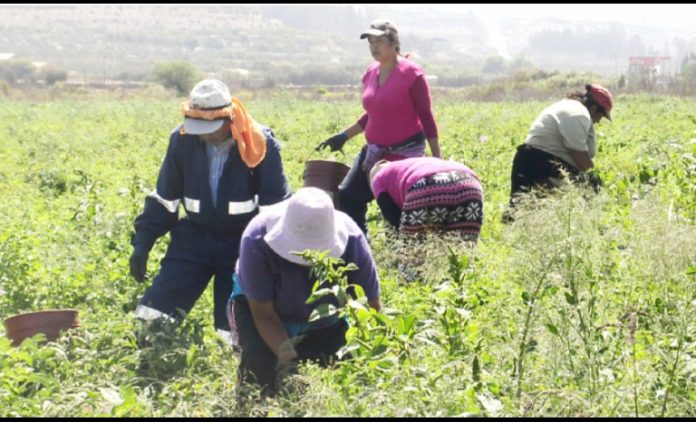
top-left (264, 187), bottom-right (350, 266)
top-left (183, 79), bottom-right (232, 135)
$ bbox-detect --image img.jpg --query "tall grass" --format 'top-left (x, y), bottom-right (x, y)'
top-left (0, 95), bottom-right (694, 416)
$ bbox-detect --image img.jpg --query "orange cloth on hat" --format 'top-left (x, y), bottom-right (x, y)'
top-left (179, 98), bottom-right (267, 168)
top-left (228, 98), bottom-right (267, 168)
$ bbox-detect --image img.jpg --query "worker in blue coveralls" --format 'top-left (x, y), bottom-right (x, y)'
top-left (129, 79), bottom-right (292, 344)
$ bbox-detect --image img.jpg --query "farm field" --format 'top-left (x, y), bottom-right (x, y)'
top-left (0, 91), bottom-right (694, 416)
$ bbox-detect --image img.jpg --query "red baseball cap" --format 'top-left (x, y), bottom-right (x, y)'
top-left (587, 84), bottom-right (613, 121)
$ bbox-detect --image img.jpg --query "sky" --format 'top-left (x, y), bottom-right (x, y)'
top-left (418, 3), bottom-right (696, 60)
top-left (440, 3), bottom-right (696, 27)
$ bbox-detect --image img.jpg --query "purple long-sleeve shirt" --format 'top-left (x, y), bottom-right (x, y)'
top-left (357, 59), bottom-right (438, 146)
top-left (235, 210), bottom-right (380, 323)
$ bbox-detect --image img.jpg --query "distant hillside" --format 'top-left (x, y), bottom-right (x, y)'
top-left (1, 4), bottom-right (695, 86)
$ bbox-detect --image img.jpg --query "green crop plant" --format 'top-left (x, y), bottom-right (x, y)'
top-left (0, 92), bottom-right (694, 416)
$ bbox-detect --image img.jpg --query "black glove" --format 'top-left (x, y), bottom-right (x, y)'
top-left (316, 132), bottom-right (348, 152)
top-left (129, 244), bottom-right (149, 283)
top-left (587, 172), bottom-right (603, 191)
top-left (582, 170), bottom-right (603, 193)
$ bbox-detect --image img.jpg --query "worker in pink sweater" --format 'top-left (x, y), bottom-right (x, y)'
top-left (316, 19), bottom-right (441, 235)
top-left (369, 157), bottom-right (483, 241)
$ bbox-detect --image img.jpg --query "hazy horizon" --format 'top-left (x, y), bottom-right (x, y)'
top-left (2, 3), bottom-right (696, 85)
top-left (5, 3), bottom-right (696, 27)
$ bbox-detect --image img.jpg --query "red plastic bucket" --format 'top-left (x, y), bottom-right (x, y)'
top-left (4, 309), bottom-right (80, 347)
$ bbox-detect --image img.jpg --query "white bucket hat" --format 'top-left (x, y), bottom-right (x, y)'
top-left (183, 79), bottom-right (232, 135)
top-left (264, 187), bottom-right (350, 266)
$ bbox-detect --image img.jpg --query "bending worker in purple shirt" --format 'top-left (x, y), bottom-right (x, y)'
top-left (316, 19), bottom-right (440, 235)
top-left (227, 187), bottom-right (381, 397)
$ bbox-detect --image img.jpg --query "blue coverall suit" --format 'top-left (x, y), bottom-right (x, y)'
top-left (131, 124), bottom-right (292, 331)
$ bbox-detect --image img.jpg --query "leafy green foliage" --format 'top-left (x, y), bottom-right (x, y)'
top-left (0, 93), bottom-right (695, 416)
top-left (149, 61), bottom-right (203, 96)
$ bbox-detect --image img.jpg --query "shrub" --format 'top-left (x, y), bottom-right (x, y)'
top-left (149, 61), bottom-right (203, 96)
top-left (39, 65), bottom-right (68, 86)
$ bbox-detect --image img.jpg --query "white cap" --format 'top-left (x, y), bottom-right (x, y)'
top-left (183, 79), bottom-right (232, 135)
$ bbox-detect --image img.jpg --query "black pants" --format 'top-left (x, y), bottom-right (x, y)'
top-left (337, 145), bottom-right (372, 234)
top-left (337, 131), bottom-right (426, 235)
top-left (233, 296), bottom-right (348, 395)
top-left (509, 144), bottom-right (599, 207)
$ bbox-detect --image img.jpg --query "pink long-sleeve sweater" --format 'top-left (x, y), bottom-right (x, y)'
top-left (356, 58), bottom-right (438, 147)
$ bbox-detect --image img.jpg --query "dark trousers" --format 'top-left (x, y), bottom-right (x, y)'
top-left (139, 220), bottom-right (240, 331)
top-left (509, 144), bottom-right (599, 207)
top-left (337, 145), bottom-right (372, 235)
top-left (338, 131), bottom-right (426, 235)
top-left (232, 296), bottom-right (348, 394)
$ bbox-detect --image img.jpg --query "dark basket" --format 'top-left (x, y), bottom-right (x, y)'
top-left (303, 160), bottom-right (351, 207)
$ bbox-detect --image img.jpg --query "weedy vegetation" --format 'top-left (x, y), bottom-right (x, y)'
top-left (0, 92), bottom-right (694, 416)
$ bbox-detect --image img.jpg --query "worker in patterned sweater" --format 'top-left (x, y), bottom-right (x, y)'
top-left (369, 156), bottom-right (484, 241)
